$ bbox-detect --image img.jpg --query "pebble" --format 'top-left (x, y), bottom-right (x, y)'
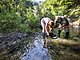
top-left (0, 32), bottom-right (29, 49)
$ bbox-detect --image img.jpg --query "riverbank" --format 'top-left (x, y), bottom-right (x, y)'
top-left (0, 31), bottom-right (36, 60)
top-left (47, 38), bottom-right (80, 60)
top-left (0, 32), bottom-right (31, 50)
top-left (0, 31), bottom-right (80, 60)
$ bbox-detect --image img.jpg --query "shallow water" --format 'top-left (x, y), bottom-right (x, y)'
top-left (19, 33), bottom-right (52, 60)
top-left (0, 27), bottom-right (79, 60)
top-left (0, 32), bottom-right (54, 60)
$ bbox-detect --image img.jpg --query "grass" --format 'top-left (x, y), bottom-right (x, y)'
top-left (47, 38), bottom-right (80, 60)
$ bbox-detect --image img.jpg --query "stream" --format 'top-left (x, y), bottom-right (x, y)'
top-left (0, 31), bottom-right (54, 60)
top-left (0, 27), bottom-right (79, 60)
top-left (19, 32), bottom-right (52, 60)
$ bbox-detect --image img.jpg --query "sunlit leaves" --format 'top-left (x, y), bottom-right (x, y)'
top-left (42, 0), bottom-right (80, 18)
top-left (0, 0), bottom-right (35, 33)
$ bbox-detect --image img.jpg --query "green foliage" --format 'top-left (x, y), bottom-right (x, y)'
top-left (0, 12), bottom-right (21, 33)
top-left (25, 7), bottom-right (39, 29)
top-left (41, 0), bottom-right (80, 18)
top-left (0, 0), bottom-right (80, 34)
top-left (0, 0), bottom-right (36, 33)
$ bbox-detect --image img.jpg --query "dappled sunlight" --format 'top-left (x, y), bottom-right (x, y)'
top-left (48, 37), bottom-right (80, 60)
top-left (0, 0), bottom-right (80, 60)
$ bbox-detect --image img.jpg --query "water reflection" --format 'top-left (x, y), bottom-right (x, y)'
top-left (0, 28), bottom-right (80, 60)
top-left (43, 38), bottom-right (48, 48)
top-left (19, 34), bottom-right (52, 60)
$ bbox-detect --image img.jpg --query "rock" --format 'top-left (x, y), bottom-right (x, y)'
top-left (0, 40), bottom-right (2, 43)
top-left (3, 45), bottom-right (6, 48)
top-left (8, 45), bottom-right (20, 54)
top-left (0, 47), bottom-right (3, 50)
top-left (0, 32), bottom-right (30, 49)
top-left (18, 35), bottom-right (22, 40)
top-left (23, 34), bottom-right (28, 37)
top-left (3, 41), bottom-right (9, 44)
top-left (12, 41), bottom-right (17, 45)
top-left (7, 44), bottom-right (11, 46)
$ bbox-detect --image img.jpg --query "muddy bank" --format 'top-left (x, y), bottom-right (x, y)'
top-left (47, 38), bottom-right (80, 60)
top-left (0, 32), bottom-right (32, 50)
